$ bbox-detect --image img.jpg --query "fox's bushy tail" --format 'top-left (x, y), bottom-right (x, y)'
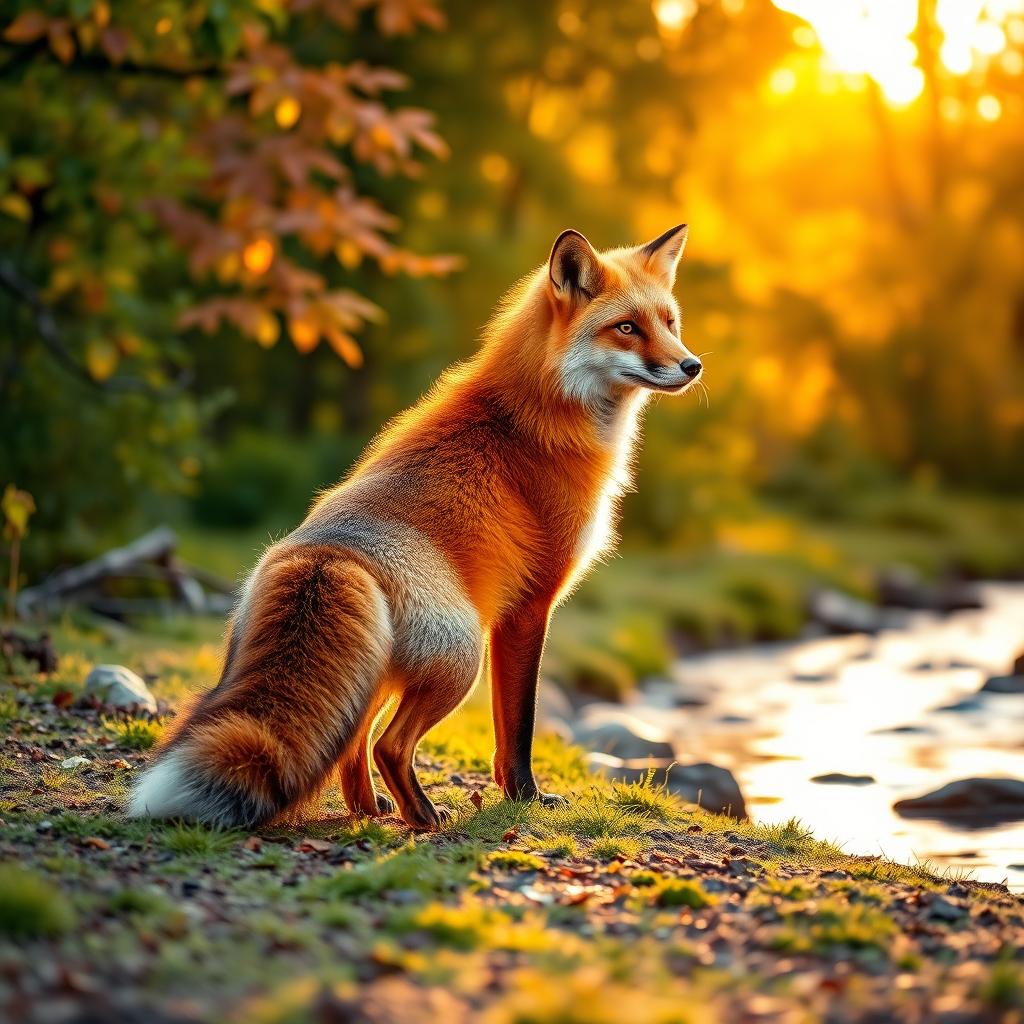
top-left (127, 545), bottom-right (391, 829)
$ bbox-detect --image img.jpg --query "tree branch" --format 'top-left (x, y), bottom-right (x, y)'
top-left (0, 260), bottom-right (191, 395)
top-left (1, 41), bottom-right (219, 80)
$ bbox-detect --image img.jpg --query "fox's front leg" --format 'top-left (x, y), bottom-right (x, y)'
top-left (490, 598), bottom-right (567, 807)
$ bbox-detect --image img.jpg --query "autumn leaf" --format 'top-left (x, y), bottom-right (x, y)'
top-left (3, 10), bottom-right (48, 44)
top-left (47, 20), bottom-right (75, 65)
top-left (2, 486), bottom-right (36, 542)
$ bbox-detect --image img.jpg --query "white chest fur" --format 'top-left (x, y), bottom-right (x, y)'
top-left (562, 394), bottom-right (646, 599)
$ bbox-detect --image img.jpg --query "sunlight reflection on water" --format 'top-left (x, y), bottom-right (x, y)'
top-left (633, 583), bottom-right (1024, 890)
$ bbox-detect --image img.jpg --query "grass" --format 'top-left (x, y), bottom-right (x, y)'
top-left (486, 850), bottom-right (546, 872)
top-left (162, 823), bottom-right (240, 857)
top-left (0, 866), bottom-right (75, 939)
top-left (313, 842), bottom-right (480, 901)
top-left (2, 586), bottom-right (1022, 1020)
top-left (770, 898), bottom-right (898, 955)
top-left (106, 717), bottom-right (164, 750)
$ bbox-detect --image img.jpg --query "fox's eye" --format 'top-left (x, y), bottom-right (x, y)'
top-left (667, 317), bottom-right (675, 330)
top-left (615, 321), bottom-right (637, 335)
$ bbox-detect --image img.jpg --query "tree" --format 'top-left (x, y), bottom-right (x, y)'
top-left (0, 0), bottom-right (456, 566)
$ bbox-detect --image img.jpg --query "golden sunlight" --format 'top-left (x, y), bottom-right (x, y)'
top-left (770, 0), bottom-right (1023, 107)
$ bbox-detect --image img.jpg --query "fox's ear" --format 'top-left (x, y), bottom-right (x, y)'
top-left (549, 229), bottom-right (603, 306)
top-left (639, 223), bottom-right (688, 287)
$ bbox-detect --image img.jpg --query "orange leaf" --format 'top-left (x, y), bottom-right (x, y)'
top-left (324, 326), bottom-right (363, 368)
top-left (4, 10), bottom-right (48, 43)
top-left (288, 316), bottom-right (320, 354)
top-left (48, 21), bottom-right (75, 64)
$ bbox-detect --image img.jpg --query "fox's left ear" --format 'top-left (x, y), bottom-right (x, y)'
top-left (638, 223), bottom-right (688, 287)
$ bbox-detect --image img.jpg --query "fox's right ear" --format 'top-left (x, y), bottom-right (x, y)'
top-left (549, 229), bottom-right (603, 306)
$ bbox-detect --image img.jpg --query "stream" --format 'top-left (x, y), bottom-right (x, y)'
top-left (626, 582), bottom-right (1024, 891)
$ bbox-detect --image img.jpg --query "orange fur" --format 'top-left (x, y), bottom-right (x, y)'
top-left (129, 225), bottom-right (700, 830)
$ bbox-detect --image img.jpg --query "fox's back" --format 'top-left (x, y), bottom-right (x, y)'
top-left (300, 379), bottom-right (617, 625)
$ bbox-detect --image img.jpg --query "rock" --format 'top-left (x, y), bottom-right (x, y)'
top-left (61, 756), bottom-right (91, 770)
top-left (894, 777), bottom-right (1024, 824)
top-left (877, 565), bottom-right (931, 609)
top-left (791, 672), bottom-right (832, 684)
top-left (932, 581), bottom-right (983, 614)
top-left (84, 664), bottom-right (157, 713)
top-left (585, 753), bottom-right (746, 818)
top-left (980, 674), bottom-right (1024, 695)
top-left (573, 713), bottom-right (675, 761)
top-left (1014, 651), bottom-right (1024, 675)
top-left (808, 588), bottom-right (883, 635)
top-left (810, 773), bottom-right (875, 786)
top-left (640, 677), bottom-right (708, 708)
top-left (873, 723), bottom-right (934, 735)
top-left (665, 762), bottom-right (746, 818)
top-left (926, 895), bottom-right (967, 922)
top-left (933, 697), bottom-right (984, 713)
top-left (876, 566), bottom-right (983, 613)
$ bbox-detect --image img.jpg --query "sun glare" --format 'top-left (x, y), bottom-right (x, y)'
top-left (763, 0), bottom-right (1023, 107)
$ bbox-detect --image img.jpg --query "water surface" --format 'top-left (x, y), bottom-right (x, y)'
top-left (630, 583), bottom-right (1024, 890)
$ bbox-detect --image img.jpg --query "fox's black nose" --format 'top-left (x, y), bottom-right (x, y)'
top-left (679, 357), bottom-right (702, 378)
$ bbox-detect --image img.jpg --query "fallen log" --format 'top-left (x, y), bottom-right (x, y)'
top-left (16, 526), bottom-right (236, 621)
top-left (17, 527), bottom-right (177, 618)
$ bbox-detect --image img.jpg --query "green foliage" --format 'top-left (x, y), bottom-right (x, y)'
top-left (0, 866), bottom-right (74, 938)
top-left (0, 0), bottom-right (452, 569)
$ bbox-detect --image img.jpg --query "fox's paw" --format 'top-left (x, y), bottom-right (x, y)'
top-left (406, 802), bottom-right (454, 833)
top-left (375, 791), bottom-right (397, 816)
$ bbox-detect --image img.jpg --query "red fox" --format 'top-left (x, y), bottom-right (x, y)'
top-left (128, 225), bottom-right (702, 831)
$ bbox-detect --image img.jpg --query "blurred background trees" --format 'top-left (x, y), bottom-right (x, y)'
top-left (1, 0), bottom-right (1023, 576)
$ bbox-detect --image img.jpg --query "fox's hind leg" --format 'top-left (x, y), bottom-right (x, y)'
top-left (336, 689), bottom-right (396, 817)
top-left (373, 641), bottom-right (482, 831)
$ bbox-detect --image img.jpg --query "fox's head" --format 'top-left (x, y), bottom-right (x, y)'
top-left (545, 225), bottom-right (701, 404)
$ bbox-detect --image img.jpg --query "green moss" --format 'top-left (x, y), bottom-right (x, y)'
top-left (653, 878), bottom-right (716, 909)
top-left (108, 887), bottom-right (172, 918)
top-left (316, 843), bottom-right (479, 901)
top-left (979, 960), bottom-right (1024, 1010)
top-left (0, 692), bottom-right (19, 724)
top-left (486, 850), bottom-right (546, 872)
top-left (0, 867), bottom-right (75, 938)
top-left (629, 870), bottom-right (661, 888)
top-left (770, 898), bottom-right (896, 954)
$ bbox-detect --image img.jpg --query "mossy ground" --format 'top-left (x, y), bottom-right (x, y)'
top-left (2, 623), bottom-right (1023, 1022)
